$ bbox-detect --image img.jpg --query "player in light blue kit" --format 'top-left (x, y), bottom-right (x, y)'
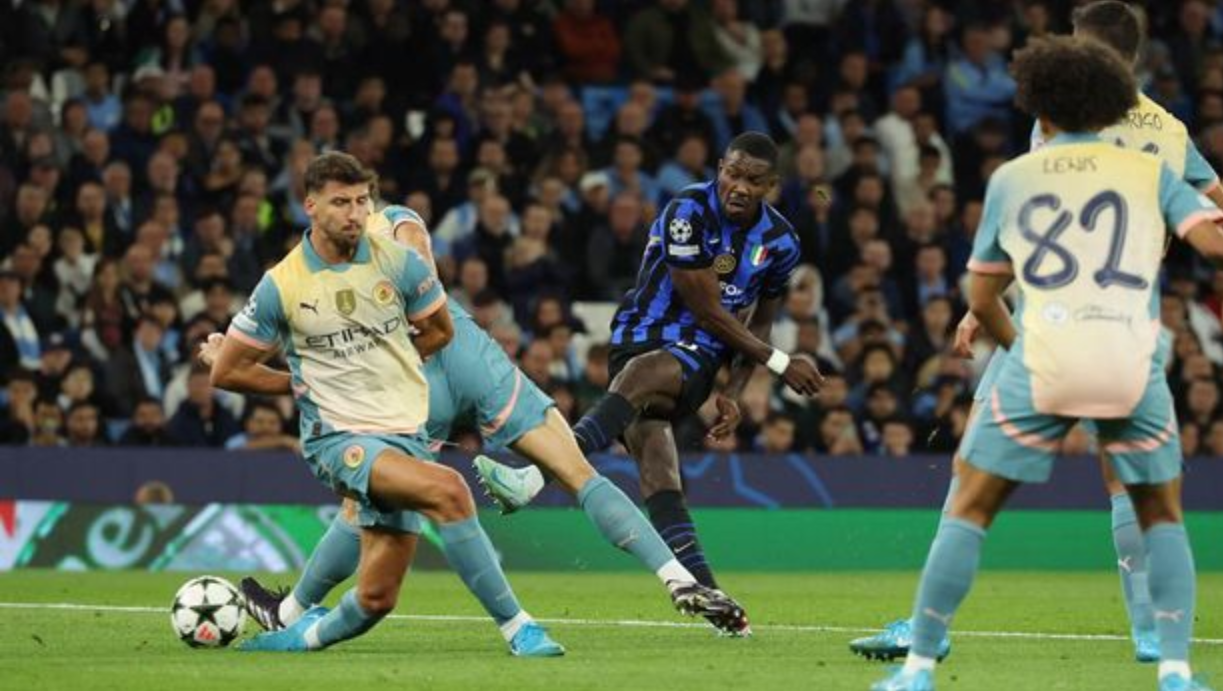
top-left (852, 1), bottom-right (1223, 666)
top-left (871, 36), bottom-right (1223, 691)
top-left (205, 152), bottom-right (567, 655)
top-left (232, 201), bottom-right (748, 640)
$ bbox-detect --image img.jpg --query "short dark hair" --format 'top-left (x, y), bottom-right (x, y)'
top-left (1073, 1), bottom-right (1143, 64)
top-left (726, 132), bottom-right (779, 170)
top-left (1012, 36), bottom-right (1137, 133)
top-left (304, 152), bottom-right (374, 195)
top-left (243, 398), bottom-right (283, 424)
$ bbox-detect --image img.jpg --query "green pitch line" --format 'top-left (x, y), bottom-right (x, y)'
top-left (1, 571), bottom-right (1220, 691)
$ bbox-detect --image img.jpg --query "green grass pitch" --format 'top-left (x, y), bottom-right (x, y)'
top-left (2, 570), bottom-right (1220, 690)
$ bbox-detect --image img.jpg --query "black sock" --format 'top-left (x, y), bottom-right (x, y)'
top-left (645, 490), bottom-right (718, 589)
top-left (573, 392), bottom-right (636, 454)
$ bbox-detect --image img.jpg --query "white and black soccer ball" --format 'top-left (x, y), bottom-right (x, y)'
top-left (170, 576), bottom-right (247, 648)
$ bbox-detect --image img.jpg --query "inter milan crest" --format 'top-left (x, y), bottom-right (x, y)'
top-left (335, 289), bottom-right (357, 315)
top-left (713, 253), bottom-right (737, 275)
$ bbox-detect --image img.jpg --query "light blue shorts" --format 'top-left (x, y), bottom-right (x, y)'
top-left (302, 431), bottom-right (433, 534)
top-left (960, 337), bottom-right (1181, 485)
top-left (425, 315), bottom-right (554, 451)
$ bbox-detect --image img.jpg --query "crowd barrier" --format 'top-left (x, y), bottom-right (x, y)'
top-left (3, 447), bottom-right (1221, 510)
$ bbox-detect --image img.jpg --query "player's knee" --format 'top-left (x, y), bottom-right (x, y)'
top-left (610, 357), bottom-right (661, 404)
top-left (357, 582), bottom-right (400, 617)
top-left (429, 468), bottom-right (475, 522)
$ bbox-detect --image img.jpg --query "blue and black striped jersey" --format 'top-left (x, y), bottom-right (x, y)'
top-left (610, 181), bottom-right (801, 359)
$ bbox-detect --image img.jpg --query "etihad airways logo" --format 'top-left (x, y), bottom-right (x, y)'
top-left (305, 316), bottom-right (405, 359)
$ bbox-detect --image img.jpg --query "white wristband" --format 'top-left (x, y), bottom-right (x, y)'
top-left (765, 348), bottom-right (791, 375)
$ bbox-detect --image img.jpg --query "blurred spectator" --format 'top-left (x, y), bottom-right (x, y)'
top-left (711, 0), bottom-right (763, 82)
top-left (624, 0), bottom-right (730, 85)
top-left (118, 396), bottom-right (176, 446)
top-left (553, 0), bottom-right (622, 84)
top-left (65, 401), bottom-right (106, 446)
top-left (648, 75), bottom-right (717, 157)
top-left (943, 24), bottom-right (1016, 136)
top-left (657, 133), bottom-right (714, 202)
top-left (880, 417), bottom-right (915, 457)
top-left (167, 365), bottom-right (240, 447)
top-left (226, 399), bottom-right (298, 452)
top-left (705, 68), bottom-right (769, 151)
top-left (757, 411), bottom-right (796, 453)
top-left (0, 270), bottom-right (42, 372)
top-left (30, 398), bottom-right (66, 447)
top-left (814, 405), bottom-right (863, 456)
top-left (519, 338), bottom-right (554, 387)
top-left (0, 370), bottom-right (38, 444)
top-left (105, 312), bottom-right (170, 417)
top-left (586, 192), bottom-right (649, 300)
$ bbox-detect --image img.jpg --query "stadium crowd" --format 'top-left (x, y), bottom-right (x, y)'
top-left (1, 0), bottom-right (1223, 457)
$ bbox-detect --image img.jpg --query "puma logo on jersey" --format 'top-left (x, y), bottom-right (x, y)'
top-left (300, 300), bottom-right (319, 314)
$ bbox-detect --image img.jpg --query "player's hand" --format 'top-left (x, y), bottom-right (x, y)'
top-left (781, 353), bottom-right (824, 397)
top-left (197, 332), bottom-right (225, 367)
top-left (952, 311), bottom-right (981, 359)
top-left (706, 394), bottom-right (741, 440)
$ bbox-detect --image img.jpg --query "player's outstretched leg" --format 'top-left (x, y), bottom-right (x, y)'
top-left (507, 409), bottom-right (750, 636)
top-left (241, 507), bottom-right (563, 655)
top-left (474, 455), bottom-right (547, 514)
top-left (851, 474), bottom-right (958, 662)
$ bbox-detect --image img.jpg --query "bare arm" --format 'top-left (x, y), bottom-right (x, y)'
top-left (392, 217), bottom-right (437, 275)
top-left (725, 296), bottom-right (783, 399)
top-left (670, 266), bottom-right (775, 364)
top-left (967, 272), bottom-right (1018, 350)
top-left (1183, 219), bottom-right (1223, 267)
top-left (210, 335), bottom-right (291, 396)
top-left (1205, 184), bottom-right (1223, 210)
top-left (671, 266), bottom-right (822, 396)
top-left (410, 302), bottom-right (454, 359)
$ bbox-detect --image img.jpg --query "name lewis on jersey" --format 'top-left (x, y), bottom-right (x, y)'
top-left (1043, 155), bottom-right (1098, 174)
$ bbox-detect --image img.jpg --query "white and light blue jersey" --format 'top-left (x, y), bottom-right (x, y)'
top-left (1030, 93), bottom-right (1220, 192)
top-left (970, 132), bottom-right (1222, 418)
top-left (229, 230), bottom-right (446, 438)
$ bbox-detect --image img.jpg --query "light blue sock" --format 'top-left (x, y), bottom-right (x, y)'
top-left (940, 475), bottom-right (961, 515)
top-left (438, 517), bottom-right (523, 626)
top-left (578, 475), bottom-right (674, 572)
top-left (311, 589), bottom-right (384, 648)
top-left (292, 515), bottom-right (361, 609)
top-left (1111, 493), bottom-right (1155, 634)
top-left (1145, 523), bottom-right (1197, 661)
top-left (910, 517), bottom-right (986, 658)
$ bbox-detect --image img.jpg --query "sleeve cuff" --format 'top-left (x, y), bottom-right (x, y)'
top-left (967, 258), bottom-right (1014, 275)
top-left (1176, 209), bottom-right (1223, 239)
top-left (408, 292), bottom-right (447, 321)
top-left (226, 324), bottom-right (278, 350)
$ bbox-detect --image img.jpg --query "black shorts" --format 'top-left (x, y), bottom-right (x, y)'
top-left (608, 340), bottom-right (726, 421)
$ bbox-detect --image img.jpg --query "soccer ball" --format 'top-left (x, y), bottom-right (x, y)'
top-left (170, 576), bottom-right (247, 648)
